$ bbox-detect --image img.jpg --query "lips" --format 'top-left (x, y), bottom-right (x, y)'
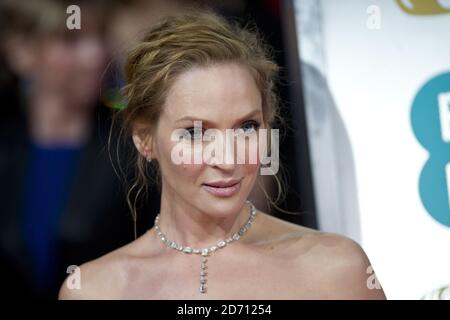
top-left (202, 179), bottom-right (242, 197)
top-left (203, 179), bottom-right (241, 188)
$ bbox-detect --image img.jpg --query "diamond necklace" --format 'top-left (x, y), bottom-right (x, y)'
top-left (153, 199), bottom-right (257, 294)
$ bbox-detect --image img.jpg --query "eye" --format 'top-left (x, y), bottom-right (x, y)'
top-left (239, 120), bottom-right (260, 133)
top-left (183, 127), bottom-right (203, 140)
top-left (183, 121), bottom-right (260, 140)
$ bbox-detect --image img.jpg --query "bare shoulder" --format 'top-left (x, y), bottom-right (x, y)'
top-left (58, 249), bottom-right (127, 300)
top-left (291, 231), bottom-right (386, 299)
top-left (256, 212), bottom-right (386, 299)
top-left (58, 234), bottom-right (150, 300)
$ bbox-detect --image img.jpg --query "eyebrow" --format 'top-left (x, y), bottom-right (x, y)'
top-left (175, 109), bottom-right (262, 126)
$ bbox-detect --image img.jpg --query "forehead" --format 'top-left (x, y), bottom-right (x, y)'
top-left (162, 63), bottom-right (262, 123)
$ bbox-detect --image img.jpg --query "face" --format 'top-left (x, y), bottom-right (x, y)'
top-left (35, 31), bottom-right (107, 107)
top-left (7, 8), bottom-right (108, 108)
top-left (138, 63), bottom-right (267, 217)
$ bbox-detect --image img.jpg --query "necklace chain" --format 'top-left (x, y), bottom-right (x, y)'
top-left (153, 200), bottom-right (257, 294)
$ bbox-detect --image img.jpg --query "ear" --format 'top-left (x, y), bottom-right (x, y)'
top-left (132, 124), bottom-right (155, 160)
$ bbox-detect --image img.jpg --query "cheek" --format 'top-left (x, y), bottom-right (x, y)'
top-left (235, 132), bottom-right (267, 165)
top-left (242, 162), bottom-right (260, 187)
top-left (159, 139), bottom-right (204, 185)
top-left (75, 39), bottom-right (107, 71)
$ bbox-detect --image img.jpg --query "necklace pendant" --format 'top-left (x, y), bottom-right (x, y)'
top-left (199, 255), bottom-right (208, 293)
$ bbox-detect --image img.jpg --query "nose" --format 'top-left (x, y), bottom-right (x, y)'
top-left (204, 129), bottom-right (236, 172)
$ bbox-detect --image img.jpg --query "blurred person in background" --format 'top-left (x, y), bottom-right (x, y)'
top-left (0, 0), bottom-right (134, 299)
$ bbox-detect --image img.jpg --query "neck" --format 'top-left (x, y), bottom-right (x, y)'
top-left (156, 186), bottom-right (252, 249)
top-left (28, 88), bottom-right (93, 147)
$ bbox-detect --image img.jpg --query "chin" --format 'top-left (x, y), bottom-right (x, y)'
top-left (198, 193), bottom-right (248, 216)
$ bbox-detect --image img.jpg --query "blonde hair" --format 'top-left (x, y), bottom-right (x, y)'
top-left (112, 10), bottom-right (289, 238)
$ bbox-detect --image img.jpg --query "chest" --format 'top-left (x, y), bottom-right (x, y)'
top-left (119, 246), bottom-right (323, 299)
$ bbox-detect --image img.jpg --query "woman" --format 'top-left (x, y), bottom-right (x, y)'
top-left (59, 11), bottom-right (386, 300)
